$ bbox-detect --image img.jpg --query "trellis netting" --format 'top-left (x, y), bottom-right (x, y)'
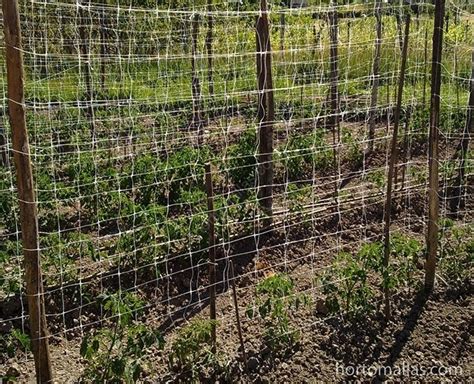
top-left (0, 0), bottom-right (472, 381)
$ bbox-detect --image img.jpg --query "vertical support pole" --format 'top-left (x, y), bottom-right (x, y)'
top-left (454, 15), bottom-right (460, 108)
top-left (383, 13), bottom-right (410, 319)
top-left (206, 0), bottom-right (214, 99)
top-left (0, 113), bottom-right (9, 167)
top-left (256, 0), bottom-right (275, 227)
top-left (386, 76), bottom-right (390, 137)
top-left (423, 28), bottom-right (428, 107)
top-left (78, 0), bottom-right (96, 143)
top-left (328, 3), bottom-right (340, 201)
top-left (444, 11), bottom-right (449, 34)
top-left (191, 13), bottom-right (204, 145)
top-left (368, 0), bottom-right (383, 154)
top-left (312, 23), bottom-right (320, 61)
top-left (205, 163), bottom-right (217, 353)
top-left (2, 0), bottom-right (53, 382)
top-left (229, 260), bottom-right (247, 369)
top-left (398, 107), bottom-right (411, 190)
top-left (100, 6), bottom-right (107, 89)
top-left (449, 51), bottom-right (473, 212)
top-left (425, 0), bottom-right (446, 292)
top-left (280, 11), bottom-right (285, 59)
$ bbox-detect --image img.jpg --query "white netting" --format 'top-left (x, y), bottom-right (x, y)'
top-left (0, 0), bottom-right (472, 381)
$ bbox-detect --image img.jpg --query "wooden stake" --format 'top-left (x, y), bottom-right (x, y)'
top-left (396, 13), bottom-right (403, 52)
top-left (78, 0), bottom-right (96, 143)
top-left (423, 28), bottom-right (428, 107)
top-left (191, 13), bottom-right (204, 145)
top-left (386, 77), bottom-right (390, 138)
top-left (0, 122), bottom-right (9, 167)
top-left (229, 260), bottom-right (247, 369)
top-left (449, 50), bottom-right (473, 213)
top-left (398, 107), bottom-right (411, 191)
top-left (383, 13), bottom-right (411, 319)
top-left (425, 0), bottom-right (446, 292)
top-left (280, 11), bottom-right (285, 60)
top-left (256, 0), bottom-right (275, 227)
top-left (206, 0), bottom-right (214, 99)
top-left (2, 0), bottom-right (53, 381)
top-left (368, 0), bottom-right (383, 154)
top-left (328, 4), bottom-right (340, 202)
top-left (205, 163), bottom-right (217, 353)
top-left (100, 6), bottom-right (107, 89)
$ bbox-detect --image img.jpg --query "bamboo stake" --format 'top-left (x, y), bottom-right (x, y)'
top-left (383, 13), bottom-right (411, 319)
top-left (205, 163), bottom-right (217, 353)
top-left (2, 0), bottom-right (53, 381)
top-left (256, 0), bottom-right (275, 227)
top-left (425, 0), bottom-right (446, 292)
top-left (368, 0), bottom-right (383, 154)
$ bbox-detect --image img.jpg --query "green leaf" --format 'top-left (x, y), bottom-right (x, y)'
top-left (80, 336), bottom-right (89, 358)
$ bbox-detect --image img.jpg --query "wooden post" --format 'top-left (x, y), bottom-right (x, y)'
top-left (383, 13), bottom-right (410, 319)
top-left (398, 107), bottom-right (411, 190)
top-left (368, 0), bottom-right (383, 154)
top-left (206, 0), bottom-right (214, 99)
top-left (396, 13), bottom-right (403, 52)
top-left (280, 11), bottom-right (285, 59)
top-left (454, 20), bottom-right (460, 108)
top-left (423, 28), bottom-right (428, 107)
top-left (425, 0), bottom-right (446, 292)
top-left (328, 4), bottom-right (340, 201)
top-left (449, 50), bottom-right (473, 213)
top-left (191, 13), bottom-right (204, 145)
top-left (229, 260), bottom-right (247, 369)
top-left (100, 6), bottom-right (107, 89)
top-left (256, 0), bottom-right (275, 227)
top-left (445, 11), bottom-right (449, 34)
top-left (0, 117), bottom-right (9, 167)
top-left (78, 0), bottom-right (97, 143)
top-left (205, 163), bottom-right (217, 353)
top-left (386, 75), bottom-right (390, 138)
top-left (2, 0), bottom-right (53, 382)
